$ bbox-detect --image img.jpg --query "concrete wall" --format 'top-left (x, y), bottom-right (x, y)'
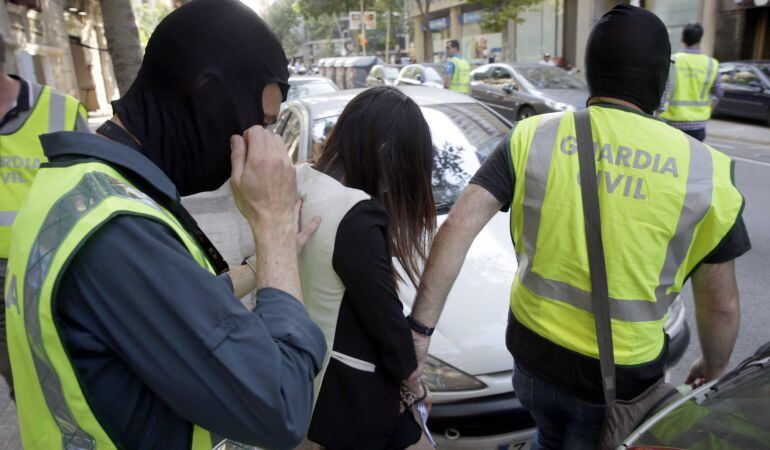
top-left (1, 0), bottom-right (119, 112)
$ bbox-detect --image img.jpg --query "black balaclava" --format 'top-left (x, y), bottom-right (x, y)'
top-left (112, 0), bottom-right (289, 196)
top-left (585, 5), bottom-right (671, 114)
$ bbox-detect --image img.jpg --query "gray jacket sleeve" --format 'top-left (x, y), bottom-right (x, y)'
top-left (58, 215), bottom-right (326, 449)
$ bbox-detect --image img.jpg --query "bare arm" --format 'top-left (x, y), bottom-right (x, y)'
top-left (228, 201), bottom-right (320, 302)
top-left (409, 184), bottom-right (502, 375)
top-left (686, 260), bottom-right (740, 387)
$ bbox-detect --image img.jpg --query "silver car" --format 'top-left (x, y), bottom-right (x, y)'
top-left (471, 63), bottom-right (589, 121)
top-left (274, 87), bottom-right (690, 449)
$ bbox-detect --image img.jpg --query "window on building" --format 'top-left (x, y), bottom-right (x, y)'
top-left (9, 0), bottom-right (41, 11)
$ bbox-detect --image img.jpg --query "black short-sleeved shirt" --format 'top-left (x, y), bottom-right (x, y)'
top-left (470, 125), bottom-right (751, 402)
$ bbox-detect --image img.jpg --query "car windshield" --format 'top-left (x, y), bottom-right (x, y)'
top-left (383, 68), bottom-right (400, 79)
top-left (311, 103), bottom-right (509, 213)
top-left (516, 66), bottom-right (585, 89)
top-left (424, 67), bottom-right (444, 83)
top-left (287, 80), bottom-right (336, 101)
top-left (631, 363), bottom-right (770, 449)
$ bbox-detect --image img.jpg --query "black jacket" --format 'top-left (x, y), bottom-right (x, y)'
top-left (307, 200), bottom-right (418, 450)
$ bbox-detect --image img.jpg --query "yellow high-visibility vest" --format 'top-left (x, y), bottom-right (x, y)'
top-left (508, 106), bottom-right (742, 365)
top-left (660, 52), bottom-right (719, 123)
top-left (0, 84), bottom-right (86, 258)
top-left (448, 56), bottom-right (471, 94)
top-left (4, 160), bottom-right (220, 449)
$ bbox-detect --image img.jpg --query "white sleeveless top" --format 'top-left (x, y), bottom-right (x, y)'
top-left (295, 164), bottom-right (370, 398)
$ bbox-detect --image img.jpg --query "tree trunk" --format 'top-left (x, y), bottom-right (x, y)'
top-left (385, 1), bottom-right (392, 62)
top-left (100, 0), bottom-right (144, 95)
top-left (423, 27), bottom-right (433, 62)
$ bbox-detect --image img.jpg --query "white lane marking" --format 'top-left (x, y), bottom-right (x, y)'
top-left (731, 155), bottom-right (770, 168)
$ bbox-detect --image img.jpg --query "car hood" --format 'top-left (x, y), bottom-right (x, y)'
top-left (539, 88), bottom-right (589, 109)
top-left (400, 211), bottom-right (517, 376)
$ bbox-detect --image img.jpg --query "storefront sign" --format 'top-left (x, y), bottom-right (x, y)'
top-left (428, 17), bottom-right (450, 31)
top-left (462, 10), bottom-right (485, 25)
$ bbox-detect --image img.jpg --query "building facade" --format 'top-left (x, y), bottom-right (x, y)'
top-left (410, 0), bottom-right (769, 68)
top-left (1, 0), bottom-right (120, 113)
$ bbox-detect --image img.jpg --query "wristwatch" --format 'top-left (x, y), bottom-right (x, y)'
top-left (407, 315), bottom-right (435, 336)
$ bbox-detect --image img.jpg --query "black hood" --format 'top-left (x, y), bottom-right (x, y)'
top-left (585, 5), bottom-right (671, 114)
top-left (112, 0), bottom-right (289, 196)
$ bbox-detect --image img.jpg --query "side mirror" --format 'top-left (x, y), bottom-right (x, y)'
top-left (503, 83), bottom-right (517, 94)
top-left (416, 73), bottom-right (425, 83)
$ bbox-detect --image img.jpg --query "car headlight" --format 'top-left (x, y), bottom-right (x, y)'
top-left (544, 99), bottom-right (574, 111)
top-left (420, 355), bottom-right (486, 391)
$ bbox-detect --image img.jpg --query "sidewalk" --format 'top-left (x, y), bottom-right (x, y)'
top-left (707, 117), bottom-right (770, 146)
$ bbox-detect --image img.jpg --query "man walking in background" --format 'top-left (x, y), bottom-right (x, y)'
top-left (443, 39), bottom-right (470, 94)
top-left (0, 32), bottom-right (88, 398)
top-left (660, 23), bottom-right (722, 142)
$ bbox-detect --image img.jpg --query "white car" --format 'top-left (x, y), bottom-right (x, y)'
top-left (273, 87), bottom-right (691, 449)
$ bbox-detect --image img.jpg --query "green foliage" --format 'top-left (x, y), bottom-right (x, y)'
top-left (296, 0), bottom-right (357, 18)
top-left (133, 1), bottom-right (172, 47)
top-left (478, 0), bottom-right (541, 32)
top-left (265, 0), bottom-right (304, 57)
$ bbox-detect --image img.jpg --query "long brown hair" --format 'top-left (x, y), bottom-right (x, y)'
top-left (314, 86), bottom-right (436, 286)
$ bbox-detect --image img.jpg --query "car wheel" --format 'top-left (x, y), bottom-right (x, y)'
top-left (516, 106), bottom-right (535, 121)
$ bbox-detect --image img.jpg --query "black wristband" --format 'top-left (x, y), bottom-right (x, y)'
top-left (407, 315), bottom-right (435, 336)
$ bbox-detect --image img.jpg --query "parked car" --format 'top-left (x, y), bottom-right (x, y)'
top-left (330, 57), bottom-right (347, 90)
top-left (366, 64), bottom-right (403, 87)
top-left (395, 64), bottom-right (447, 89)
top-left (622, 341), bottom-right (770, 449)
top-left (470, 63), bottom-right (589, 121)
top-left (713, 60), bottom-right (770, 126)
top-left (342, 56), bottom-right (384, 89)
top-left (286, 76), bottom-right (338, 102)
top-left (274, 87), bottom-right (691, 450)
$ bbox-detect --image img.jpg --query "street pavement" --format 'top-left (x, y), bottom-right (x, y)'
top-left (669, 127), bottom-right (770, 384)
top-left (0, 116), bottom-right (766, 448)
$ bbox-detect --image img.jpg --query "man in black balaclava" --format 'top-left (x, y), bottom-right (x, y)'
top-left (5, 1), bottom-right (326, 449)
top-left (405, 4), bottom-right (749, 450)
top-left (585, 4), bottom-right (671, 114)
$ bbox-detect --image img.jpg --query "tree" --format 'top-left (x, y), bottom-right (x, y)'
top-left (100, 0), bottom-right (144, 95)
top-left (478, 0), bottom-right (541, 62)
top-left (414, 0), bottom-right (431, 62)
top-left (134, 1), bottom-right (172, 47)
top-left (265, 0), bottom-right (304, 59)
top-left (375, 0), bottom-right (403, 62)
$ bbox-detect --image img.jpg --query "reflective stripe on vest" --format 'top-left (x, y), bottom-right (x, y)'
top-left (660, 53), bottom-right (717, 122)
top-left (5, 161), bottom-right (220, 449)
top-left (508, 107), bottom-right (742, 365)
top-left (0, 84), bottom-right (84, 258)
top-left (449, 56), bottom-right (471, 94)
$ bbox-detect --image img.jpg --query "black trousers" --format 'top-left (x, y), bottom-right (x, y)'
top-left (682, 128), bottom-right (706, 142)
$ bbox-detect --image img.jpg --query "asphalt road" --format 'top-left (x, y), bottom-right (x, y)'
top-left (668, 135), bottom-right (770, 384)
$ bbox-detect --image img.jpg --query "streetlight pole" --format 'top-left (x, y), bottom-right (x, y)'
top-left (361, 0), bottom-right (367, 56)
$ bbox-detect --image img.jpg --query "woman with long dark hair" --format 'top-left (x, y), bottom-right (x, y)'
top-left (296, 86), bottom-right (436, 449)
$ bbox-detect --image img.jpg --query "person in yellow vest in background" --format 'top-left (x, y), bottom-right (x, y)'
top-left (0, 31), bottom-right (88, 399)
top-left (406, 6), bottom-right (750, 449)
top-left (443, 39), bottom-right (470, 94)
top-left (660, 23), bottom-right (722, 142)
